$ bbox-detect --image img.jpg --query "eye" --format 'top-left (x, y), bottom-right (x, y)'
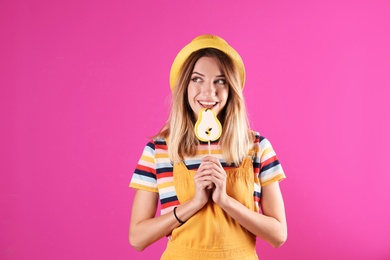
top-left (191, 77), bottom-right (202, 83)
top-left (214, 79), bottom-right (227, 85)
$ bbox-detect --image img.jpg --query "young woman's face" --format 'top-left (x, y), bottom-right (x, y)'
top-left (187, 56), bottom-right (229, 119)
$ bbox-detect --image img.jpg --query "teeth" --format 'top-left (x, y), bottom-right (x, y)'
top-left (199, 101), bottom-right (216, 106)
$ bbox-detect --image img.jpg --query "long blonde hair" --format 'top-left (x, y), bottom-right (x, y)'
top-left (157, 48), bottom-right (253, 165)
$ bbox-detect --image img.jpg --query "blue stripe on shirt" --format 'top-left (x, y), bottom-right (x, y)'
top-left (261, 159), bottom-right (280, 172)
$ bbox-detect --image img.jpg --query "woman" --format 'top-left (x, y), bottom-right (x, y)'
top-left (129, 35), bottom-right (287, 259)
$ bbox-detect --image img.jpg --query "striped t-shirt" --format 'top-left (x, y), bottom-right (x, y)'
top-left (130, 131), bottom-right (285, 215)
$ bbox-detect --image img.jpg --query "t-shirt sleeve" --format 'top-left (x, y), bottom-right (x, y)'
top-left (129, 141), bottom-right (159, 193)
top-left (255, 135), bottom-right (286, 187)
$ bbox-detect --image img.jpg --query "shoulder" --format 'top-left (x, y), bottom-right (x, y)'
top-left (139, 138), bottom-right (169, 160)
top-left (250, 130), bottom-right (267, 145)
top-left (250, 130), bottom-right (275, 153)
top-left (144, 137), bottom-right (168, 150)
top-left (153, 136), bottom-right (167, 144)
top-left (144, 137), bottom-right (170, 163)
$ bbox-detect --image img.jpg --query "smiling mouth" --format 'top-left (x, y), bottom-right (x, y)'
top-left (199, 101), bottom-right (217, 108)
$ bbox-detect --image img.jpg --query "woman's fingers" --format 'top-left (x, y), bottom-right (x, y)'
top-left (198, 157), bottom-right (226, 181)
top-left (201, 155), bottom-right (223, 167)
top-left (195, 156), bottom-right (228, 191)
top-left (194, 171), bottom-right (214, 190)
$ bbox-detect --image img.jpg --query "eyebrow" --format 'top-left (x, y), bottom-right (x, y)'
top-left (191, 72), bottom-right (226, 77)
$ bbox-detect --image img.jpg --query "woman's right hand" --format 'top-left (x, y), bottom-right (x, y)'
top-left (193, 166), bottom-right (213, 209)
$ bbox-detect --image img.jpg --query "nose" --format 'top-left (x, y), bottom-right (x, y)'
top-left (202, 80), bottom-right (216, 96)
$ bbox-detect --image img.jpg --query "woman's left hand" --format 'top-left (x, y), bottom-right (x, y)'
top-left (200, 155), bottom-right (229, 206)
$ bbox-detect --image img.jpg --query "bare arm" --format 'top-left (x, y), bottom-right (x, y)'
top-left (219, 182), bottom-right (287, 247)
top-left (129, 190), bottom-right (174, 251)
top-left (129, 169), bottom-right (213, 251)
top-left (203, 156), bottom-right (287, 248)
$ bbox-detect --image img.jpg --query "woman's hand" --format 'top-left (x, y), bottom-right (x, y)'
top-left (193, 164), bottom-right (213, 209)
top-left (199, 156), bottom-right (229, 206)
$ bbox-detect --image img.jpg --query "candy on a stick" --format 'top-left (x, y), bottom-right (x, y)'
top-left (194, 108), bottom-right (222, 154)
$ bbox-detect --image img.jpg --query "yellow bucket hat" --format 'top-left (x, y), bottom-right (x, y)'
top-left (169, 34), bottom-right (246, 91)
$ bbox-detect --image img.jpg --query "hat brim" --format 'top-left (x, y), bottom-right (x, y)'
top-left (169, 35), bottom-right (245, 91)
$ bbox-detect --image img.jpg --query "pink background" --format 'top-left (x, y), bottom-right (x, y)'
top-left (1, 0), bottom-right (389, 259)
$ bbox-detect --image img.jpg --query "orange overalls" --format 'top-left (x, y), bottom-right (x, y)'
top-left (161, 154), bottom-right (259, 260)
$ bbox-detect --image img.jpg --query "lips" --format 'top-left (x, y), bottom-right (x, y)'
top-left (199, 101), bottom-right (217, 109)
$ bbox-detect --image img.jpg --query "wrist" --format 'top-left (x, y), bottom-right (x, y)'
top-left (173, 206), bottom-right (186, 225)
top-left (189, 197), bottom-right (208, 212)
top-left (217, 194), bottom-right (232, 210)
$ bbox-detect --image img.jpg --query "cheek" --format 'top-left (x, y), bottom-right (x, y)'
top-left (186, 88), bottom-right (197, 110)
top-left (220, 89), bottom-right (229, 102)
top-left (188, 87), bottom-right (202, 105)
top-left (187, 85), bottom-right (195, 99)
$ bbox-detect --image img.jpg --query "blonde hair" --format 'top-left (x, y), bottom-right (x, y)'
top-left (157, 48), bottom-right (253, 165)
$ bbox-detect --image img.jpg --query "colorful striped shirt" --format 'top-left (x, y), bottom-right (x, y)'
top-left (130, 131), bottom-right (285, 215)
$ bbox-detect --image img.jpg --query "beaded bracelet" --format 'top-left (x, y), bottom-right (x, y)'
top-left (173, 206), bottom-right (185, 225)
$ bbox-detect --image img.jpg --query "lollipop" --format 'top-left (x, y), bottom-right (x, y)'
top-left (194, 108), bottom-right (222, 154)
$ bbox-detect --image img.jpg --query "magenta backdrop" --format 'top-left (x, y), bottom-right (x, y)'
top-left (1, 0), bottom-right (389, 259)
